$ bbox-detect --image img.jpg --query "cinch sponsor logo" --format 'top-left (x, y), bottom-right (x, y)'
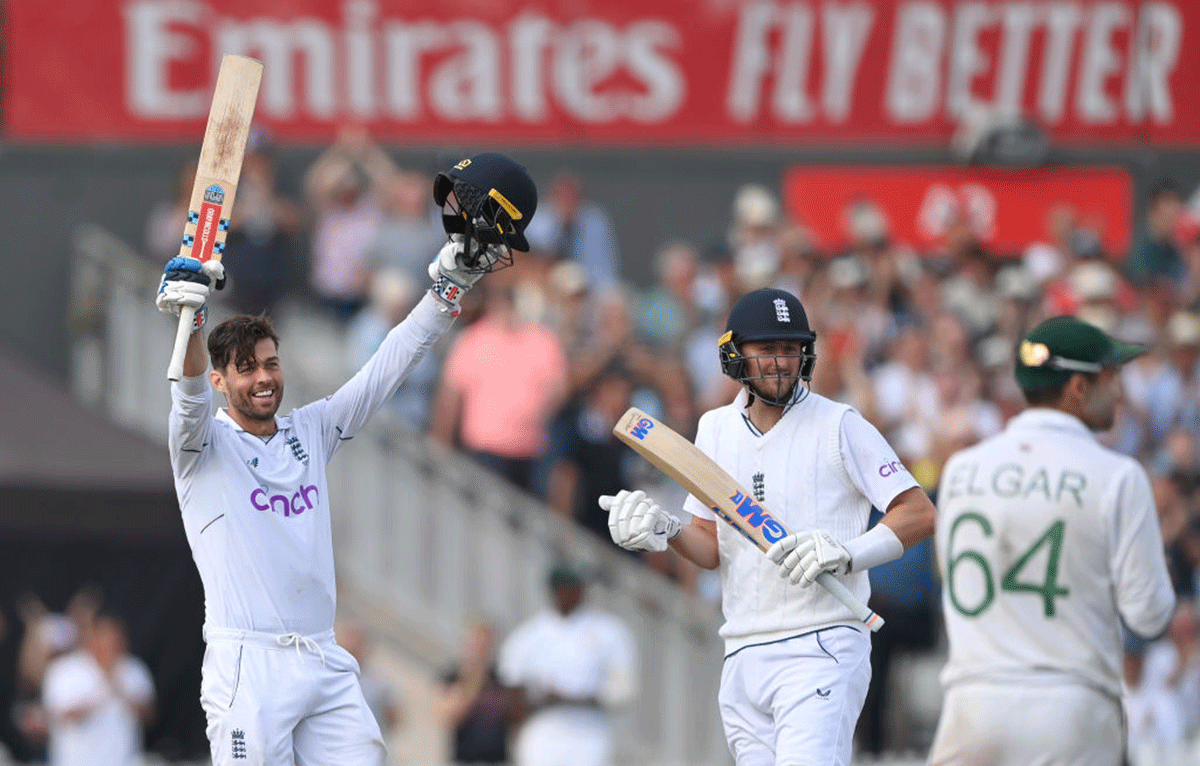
top-left (629, 417), bottom-right (654, 440)
top-left (250, 484), bottom-right (318, 517)
top-left (726, 490), bottom-right (787, 544)
top-left (879, 461), bottom-right (907, 478)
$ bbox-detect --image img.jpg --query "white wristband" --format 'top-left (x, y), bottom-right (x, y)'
top-left (845, 523), bottom-right (904, 574)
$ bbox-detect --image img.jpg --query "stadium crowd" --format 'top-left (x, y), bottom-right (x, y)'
top-left (121, 128), bottom-right (1200, 763)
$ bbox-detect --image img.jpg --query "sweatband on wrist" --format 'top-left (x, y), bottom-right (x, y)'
top-left (845, 523), bottom-right (904, 574)
top-left (430, 275), bottom-right (468, 316)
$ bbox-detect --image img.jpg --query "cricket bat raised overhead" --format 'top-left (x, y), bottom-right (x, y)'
top-left (613, 407), bottom-right (883, 632)
top-left (166, 54), bottom-right (264, 381)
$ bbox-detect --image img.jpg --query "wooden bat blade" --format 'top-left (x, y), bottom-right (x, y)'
top-left (613, 407), bottom-right (883, 632)
top-left (167, 55), bottom-right (263, 381)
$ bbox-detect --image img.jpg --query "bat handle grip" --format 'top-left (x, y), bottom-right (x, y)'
top-left (167, 306), bottom-right (197, 381)
top-left (816, 572), bottom-right (885, 633)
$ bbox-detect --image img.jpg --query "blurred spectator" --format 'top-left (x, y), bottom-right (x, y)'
top-left (498, 565), bottom-right (636, 766)
top-left (431, 279), bottom-right (569, 494)
top-left (1127, 179), bottom-right (1186, 289)
top-left (347, 268), bottom-right (440, 432)
top-left (365, 169), bottom-right (446, 284)
top-left (524, 170), bottom-right (620, 289)
top-left (225, 139), bottom-right (302, 306)
top-left (868, 322), bottom-right (941, 466)
top-left (546, 364), bottom-right (638, 548)
top-left (1126, 601), bottom-right (1200, 765)
top-left (728, 183), bottom-right (782, 290)
top-left (219, 134), bottom-right (304, 316)
top-left (438, 620), bottom-right (522, 766)
top-left (42, 614), bottom-right (155, 766)
top-left (143, 158), bottom-right (198, 262)
top-left (636, 241), bottom-right (702, 352)
top-left (336, 618), bottom-right (403, 738)
top-left (304, 126), bottom-right (395, 321)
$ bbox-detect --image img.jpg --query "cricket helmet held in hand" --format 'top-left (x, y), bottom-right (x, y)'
top-left (719, 288), bottom-right (817, 404)
top-left (434, 153), bottom-right (538, 271)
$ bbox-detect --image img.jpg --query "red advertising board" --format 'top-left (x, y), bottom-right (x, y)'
top-left (783, 165), bottom-right (1132, 255)
top-left (5, 0), bottom-right (1199, 144)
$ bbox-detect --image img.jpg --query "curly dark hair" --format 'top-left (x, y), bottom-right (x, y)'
top-left (207, 315), bottom-right (279, 372)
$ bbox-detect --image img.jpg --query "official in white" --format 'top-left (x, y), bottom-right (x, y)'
top-left (497, 565), bottom-right (636, 766)
top-left (601, 288), bottom-right (936, 766)
top-left (929, 315), bottom-right (1176, 766)
top-left (42, 615), bottom-right (155, 766)
top-left (156, 154), bottom-right (537, 766)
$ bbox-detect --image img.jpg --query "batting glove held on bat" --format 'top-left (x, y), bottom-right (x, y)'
top-left (599, 489), bottom-right (681, 553)
top-left (428, 235), bottom-right (505, 316)
top-left (156, 257), bottom-right (225, 329)
top-left (766, 529), bottom-right (851, 586)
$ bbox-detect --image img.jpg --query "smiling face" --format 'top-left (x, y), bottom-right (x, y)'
top-left (211, 337), bottom-right (283, 435)
top-left (740, 339), bottom-right (804, 404)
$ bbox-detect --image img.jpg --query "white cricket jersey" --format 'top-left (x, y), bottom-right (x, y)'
top-left (683, 390), bottom-right (918, 654)
top-left (935, 408), bottom-right (1176, 698)
top-left (169, 293), bottom-right (452, 636)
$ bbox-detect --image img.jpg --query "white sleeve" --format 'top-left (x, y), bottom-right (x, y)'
top-left (839, 410), bottom-right (919, 512)
top-left (117, 658), bottom-right (156, 705)
top-left (168, 373), bottom-right (213, 480)
top-left (302, 292), bottom-right (453, 456)
top-left (1109, 463), bottom-right (1176, 639)
top-left (599, 617), bottom-right (638, 708)
top-left (495, 622), bottom-right (532, 688)
top-left (682, 413), bottom-right (717, 521)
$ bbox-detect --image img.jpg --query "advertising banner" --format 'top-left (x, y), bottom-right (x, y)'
top-left (6, 0), bottom-right (1197, 144)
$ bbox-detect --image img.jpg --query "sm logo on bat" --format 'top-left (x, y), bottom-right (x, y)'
top-left (628, 417), bottom-right (654, 440)
top-left (724, 490), bottom-right (788, 543)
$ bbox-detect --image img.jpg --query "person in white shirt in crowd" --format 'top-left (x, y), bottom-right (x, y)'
top-left (602, 287), bottom-right (935, 766)
top-left (497, 565), bottom-right (637, 766)
top-left (154, 152), bottom-right (536, 766)
top-left (42, 614), bottom-right (155, 766)
top-left (931, 315), bottom-right (1176, 766)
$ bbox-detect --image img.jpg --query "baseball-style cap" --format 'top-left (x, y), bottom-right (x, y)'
top-left (547, 563), bottom-right (584, 588)
top-left (1015, 315), bottom-right (1145, 392)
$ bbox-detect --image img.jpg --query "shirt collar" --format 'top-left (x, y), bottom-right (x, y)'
top-left (1006, 407), bottom-right (1095, 440)
top-left (215, 407), bottom-right (288, 435)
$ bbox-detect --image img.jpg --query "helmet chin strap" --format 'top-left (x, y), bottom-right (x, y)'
top-left (746, 377), bottom-right (808, 410)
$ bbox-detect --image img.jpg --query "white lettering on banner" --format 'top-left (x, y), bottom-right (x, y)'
top-left (1124, 2), bottom-right (1181, 122)
top-left (887, 1), bottom-right (944, 123)
top-left (1077, 2), bottom-right (1130, 123)
top-left (123, 1), bottom-right (210, 118)
top-left (993, 3), bottom-right (1037, 118)
top-left (122, 0), bottom-right (685, 124)
top-left (822, 3), bottom-right (874, 122)
top-left (727, 1), bottom-right (874, 124)
top-left (119, 0), bottom-right (1183, 131)
top-left (345, 0), bottom-right (376, 119)
top-left (947, 2), bottom-right (992, 119)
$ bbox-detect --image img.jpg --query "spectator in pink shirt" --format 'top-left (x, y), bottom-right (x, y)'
top-left (431, 279), bottom-right (569, 493)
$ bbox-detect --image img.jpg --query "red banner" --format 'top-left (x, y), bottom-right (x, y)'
top-left (783, 165), bottom-right (1133, 255)
top-left (5, 0), bottom-right (1199, 144)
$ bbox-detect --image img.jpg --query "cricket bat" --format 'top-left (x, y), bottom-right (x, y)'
top-left (166, 54), bottom-right (264, 381)
top-left (613, 407), bottom-right (884, 632)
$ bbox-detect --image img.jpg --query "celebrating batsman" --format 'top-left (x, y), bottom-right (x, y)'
top-left (157, 153), bottom-right (536, 766)
top-left (601, 287), bottom-right (935, 766)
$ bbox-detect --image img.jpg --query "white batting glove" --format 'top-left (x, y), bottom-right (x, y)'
top-left (428, 235), bottom-right (505, 316)
top-left (156, 256), bottom-right (223, 314)
top-left (599, 490), bottom-right (681, 553)
top-left (765, 529), bottom-right (851, 586)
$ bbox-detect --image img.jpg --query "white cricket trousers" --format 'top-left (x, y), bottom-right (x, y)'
top-left (928, 679), bottom-right (1124, 766)
top-left (718, 626), bottom-right (871, 766)
top-left (201, 628), bottom-right (386, 766)
top-left (513, 707), bottom-right (613, 766)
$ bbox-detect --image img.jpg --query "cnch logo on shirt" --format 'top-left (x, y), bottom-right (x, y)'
top-left (250, 484), bottom-right (319, 517)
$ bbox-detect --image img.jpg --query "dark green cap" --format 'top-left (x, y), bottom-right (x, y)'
top-left (1015, 315), bottom-right (1145, 392)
